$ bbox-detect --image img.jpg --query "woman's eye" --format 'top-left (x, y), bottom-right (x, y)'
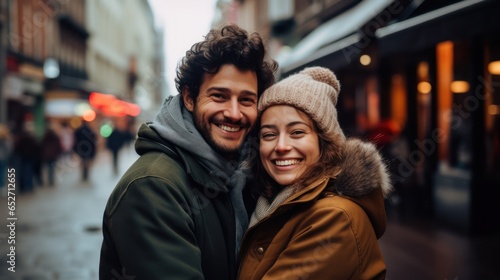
top-left (260, 132), bottom-right (276, 139)
top-left (291, 130), bottom-right (305, 137)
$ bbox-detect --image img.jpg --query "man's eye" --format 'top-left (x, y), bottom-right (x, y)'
top-left (241, 98), bottom-right (256, 105)
top-left (212, 94), bottom-right (226, 100)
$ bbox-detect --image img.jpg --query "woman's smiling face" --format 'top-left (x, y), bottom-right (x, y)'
top-left (259, 105), bottom-right (320, 186)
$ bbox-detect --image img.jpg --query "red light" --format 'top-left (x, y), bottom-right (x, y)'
top-left (128, 103), bottom-right (141, 116)
top-left (82, 109), bottom-right (96, 121)
top-left (89, 92), bottom-right (116, 108)
top-left (89, 92), bottom-right (141, 117)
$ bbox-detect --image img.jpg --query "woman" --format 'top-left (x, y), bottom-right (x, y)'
top-left (238, 67), bottom-right (392, 279)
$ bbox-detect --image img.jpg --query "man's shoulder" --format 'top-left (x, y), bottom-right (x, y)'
top-left (103, 151), bottom-right (192, 217)
top-left (123, 151), bottom-right (188, 186)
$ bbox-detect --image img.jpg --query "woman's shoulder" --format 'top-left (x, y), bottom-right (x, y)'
top-left (310, 193), bottom-right (367, 218)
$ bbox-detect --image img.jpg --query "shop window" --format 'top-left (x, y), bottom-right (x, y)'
top-left (486, 40), bottom-right (500, 172)
top-left (436, 41), bottom-right (453, 162)
top-left (417, 61), bottom-right (432, 143)
top-left (390, 73), bottom-right (407, 128)
top-left (436, 41), bottom-right (476, 171)
top-left (353, 75), bottom-right (379, 136)
top-left (414, 60), bottom-right (433, 183)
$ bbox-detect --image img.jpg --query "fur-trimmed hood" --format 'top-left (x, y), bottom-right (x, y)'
top-left (335, 138), bottom-right (393, 198)
top-left (331, 138), bottom-right (393, 238)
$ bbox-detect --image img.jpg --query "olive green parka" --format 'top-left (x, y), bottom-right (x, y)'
top-left (100, 123), bottom-right (247, 280)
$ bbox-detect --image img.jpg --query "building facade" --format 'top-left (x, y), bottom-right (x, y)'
top-left (85, 0), bottom-right (165, 123)
top-left (0, 0), bottom-right (165, 139)
top-left (1, 0), bottom-right (89, 137)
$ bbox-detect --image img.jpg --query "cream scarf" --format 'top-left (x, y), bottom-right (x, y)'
top-left (248, 186), bottom-right (299, 229)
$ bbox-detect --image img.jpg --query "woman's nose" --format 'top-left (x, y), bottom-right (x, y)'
top-left (274, 136), bottom-right (292, 153)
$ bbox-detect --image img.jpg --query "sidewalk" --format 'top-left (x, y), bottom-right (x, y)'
top-left (0, 144), bottom-right (139, 280)
top-left (380, 212), bottom-right (500, 279)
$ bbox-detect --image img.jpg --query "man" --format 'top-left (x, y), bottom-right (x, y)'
top-left (73, 120), bottom-right (97, 182)
top-left (99, 24), bottom-right (277, 279)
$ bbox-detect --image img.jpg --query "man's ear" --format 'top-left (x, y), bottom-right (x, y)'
top-left (182, 87), bottom-right (194, 112)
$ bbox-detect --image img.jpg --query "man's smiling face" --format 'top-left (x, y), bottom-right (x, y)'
top-left (183, 64), bottom-right (258, 158)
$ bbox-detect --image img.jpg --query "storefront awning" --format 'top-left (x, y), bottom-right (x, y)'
top-left (281, 34), bottom-right (361, 77)
top-left (280, 0), bottom-right (393, 76)
top-left (375, 0), bottom-right (500, 55)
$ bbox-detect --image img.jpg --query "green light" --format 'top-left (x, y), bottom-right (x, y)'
top-left (100, 124), bottom-right (113, 138)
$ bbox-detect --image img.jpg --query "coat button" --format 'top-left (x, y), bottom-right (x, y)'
top-left (257, 247), bottom-right (264, 254)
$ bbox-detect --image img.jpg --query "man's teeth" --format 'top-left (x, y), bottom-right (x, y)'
top-left (275, 160), bottom-right (300, 166)
top-left (219, 125), bottom-right (240, 132)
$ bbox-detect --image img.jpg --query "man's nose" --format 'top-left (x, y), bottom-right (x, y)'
top-left (223, 99), bottom-right (243, 121)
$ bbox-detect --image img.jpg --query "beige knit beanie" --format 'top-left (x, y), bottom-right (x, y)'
top-left (258, 66), bottom-right (346, 143)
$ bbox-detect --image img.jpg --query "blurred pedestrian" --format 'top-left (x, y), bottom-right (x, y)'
top-left (238, 67), bottom-right (392, 279)
top-left (41, 126), bottom-right (63, 186)
top-left (13, 125), bottom-right (39, 193)
top-left (59, 121), bottom-right (75, 159)
top-left (0, 124), bottom-right (12, 194)
top-left (106, 128), bottom-right (126, 175)
top-left (73, 120), bottom-right (97, 182)
top-left (33, 140), bottom-right (44, 187)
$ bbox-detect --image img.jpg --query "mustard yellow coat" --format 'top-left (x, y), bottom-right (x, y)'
top-left (238, 139), bottom-right (391, 280)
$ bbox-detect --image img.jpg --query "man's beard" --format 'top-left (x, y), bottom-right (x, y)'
top-left (193, 112), bottom-right (249, 159)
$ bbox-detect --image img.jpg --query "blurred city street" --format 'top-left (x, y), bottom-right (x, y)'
top-left (0, 144), bottom-right (139, 280)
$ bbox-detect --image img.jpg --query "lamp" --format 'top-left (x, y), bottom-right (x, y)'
top-left (488, 61), bottom-right (500, 75)
top-left (418, 81), bottom-right (432, 94)
top-left (360, 55), bottom-right (371, 66)
top-left (450, 80), bottom-right (469, 94)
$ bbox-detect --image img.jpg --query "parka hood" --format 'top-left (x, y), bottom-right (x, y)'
top-left (335, 138), bottom-right (392, 198)
top-left (332, 138), bottom-right (393, 238)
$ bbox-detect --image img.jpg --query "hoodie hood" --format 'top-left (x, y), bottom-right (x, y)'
top-left (332, 138), bottom-right (393, 238)
top-left (135, 122), bottom-right (229, 192)
top-left (135, 122), bottom-right (178, 156)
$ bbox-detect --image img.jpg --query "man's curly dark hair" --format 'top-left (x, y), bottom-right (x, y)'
top-left (175, 24), bottom-right (278, 101)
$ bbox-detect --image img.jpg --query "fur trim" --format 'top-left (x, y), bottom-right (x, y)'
top-left (335, 138), bottom-right (393, 198)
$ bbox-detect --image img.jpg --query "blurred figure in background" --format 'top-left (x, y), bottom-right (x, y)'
top-left (59, 121), bottom-right (75, 159)
top-left (13, 125), bottom-right (39, 193)
top-left (40, 125), bottom-right (63, 186)
top-left (73, 120), bottom-right (97, 182)
top-left (33, 138), bottom-right (44, 187)
top-left (106, 127), bottom-right (126, 175)
top-left (0, 124), bottom-right (12, 195)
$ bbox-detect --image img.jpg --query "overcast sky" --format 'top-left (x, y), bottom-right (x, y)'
top-left (148, 0), bottom-right (217, 96)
